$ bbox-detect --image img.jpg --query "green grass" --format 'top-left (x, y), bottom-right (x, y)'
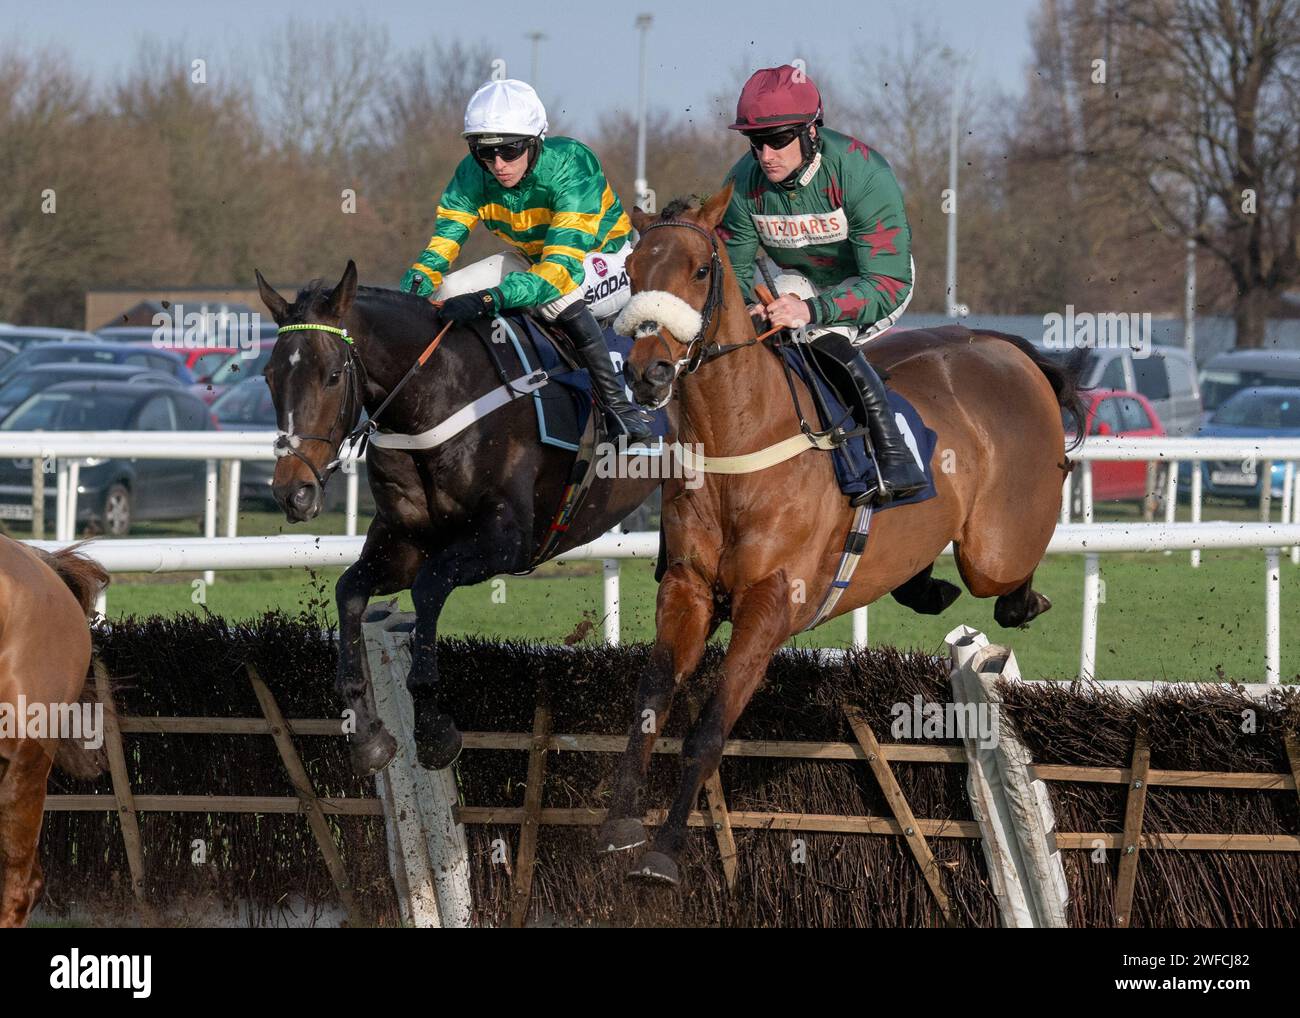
top-left (9, 499), bottom-right (1296, 684)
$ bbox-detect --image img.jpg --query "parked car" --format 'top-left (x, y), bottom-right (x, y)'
top-left (1041, 343), bottom-right (1201, 435)
top-left (0, 341), bottom-right (17, 370)
top-left (98, 319), bottom-right (273, 350)
top-left (0, 324), bottom-right (101, 349)
top-left (1177, 386), bottom-right (1300, 502)
top-left (0, 381), bottom-right (216, 535)
top-left (211, 376), bottom-right (372, 512)
top-left (97, 333), bottom-right (239, 381)
top-left (196, 338), bottom-right (279, 404)
top-left (1198, 350), bottom-right (1300, 417)
top-left (0, 363), bottom-right (182, 421)
top-left (95, 325), bottom-right (247, 383)
top-left (1065, 388), bottom-right (1167, 506)
top-left (185, 347), bottom-right (242, 382)
top-left (0, 342), bottom-right (196, 389)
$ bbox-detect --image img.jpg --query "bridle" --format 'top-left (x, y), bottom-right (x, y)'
top-left (634, 217), bottom-right (770, 409)
top-left (272, 323), bottom-right (367, 490)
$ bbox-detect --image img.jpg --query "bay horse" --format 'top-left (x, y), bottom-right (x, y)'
top-left (0, 536), bottom-right (107, 926)
top-left (255, 262), bottom-right (659, 774)
top-left (598, 185), bottom-right (1084, 884)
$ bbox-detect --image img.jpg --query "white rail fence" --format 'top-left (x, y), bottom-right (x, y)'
top-left (0, 431), bottom-right (362, 584)
top-left (28, 519), bottom-right (1300, 685)
top-left (1064, 436), bottom-right (1300, 566)
top-left (8, 433), bottom-right (1300, 684)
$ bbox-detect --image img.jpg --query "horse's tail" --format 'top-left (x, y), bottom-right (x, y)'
top-left (35, 541), bottom-right (109, 616)
top-left (979, 330), bottom-right (1089, 452)
top-left (52, 683), bottom-right (109, 779)
top-left (34, 543), bottom-right (110, 779)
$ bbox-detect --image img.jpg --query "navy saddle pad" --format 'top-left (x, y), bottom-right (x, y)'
top-left (775, 344), bottom-right (939, 508)
top-left (494, 314), bottom-right (670, 451)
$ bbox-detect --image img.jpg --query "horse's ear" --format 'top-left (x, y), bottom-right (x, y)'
top-left (629, 205), bottom-right (652, 233)
top-left (325, 260), bottom-right (358, 321)
top-left (255, 269), bottom-right (290, 324)
top-left (696, 181), bottom-right (735, 231)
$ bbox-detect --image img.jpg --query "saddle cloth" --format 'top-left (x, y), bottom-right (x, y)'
top-left (775, 345), bottom-right (939, 509)
top-left (494, 314), bottom-right (671, 451)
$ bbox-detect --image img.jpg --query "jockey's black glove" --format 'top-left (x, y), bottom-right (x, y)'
top-left (438, 289), bottom-right (498, 324)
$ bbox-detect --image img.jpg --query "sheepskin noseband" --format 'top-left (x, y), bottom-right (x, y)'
top-left (613, 290), bottom-right (703, 344)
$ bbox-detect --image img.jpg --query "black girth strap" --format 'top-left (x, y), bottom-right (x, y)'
top-left (470, 311), bottom-right (612, 573)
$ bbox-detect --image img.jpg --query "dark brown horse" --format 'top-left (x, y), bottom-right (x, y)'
top-left (256, 263), bottom-right (660, 774)
top-left (0, 537), bottom-right (107, 926)
top-left (598, 185), bottom-right (1083, 884)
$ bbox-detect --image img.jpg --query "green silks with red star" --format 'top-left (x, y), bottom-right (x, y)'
top-left (717, 127), bottom-right (913, 330)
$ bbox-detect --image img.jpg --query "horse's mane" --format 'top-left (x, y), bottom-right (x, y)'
top-left (289, 279), bottom-right (430, 314)
top-left (355, 284), bottom-right (432, 311)
top-left (285, 279), bottom-right (438, 339)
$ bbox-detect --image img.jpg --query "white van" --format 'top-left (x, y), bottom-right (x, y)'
top-left (1066, 346), bottom-right (1202, 435)
top-left (1199, 350), bottom-right (1300, 416)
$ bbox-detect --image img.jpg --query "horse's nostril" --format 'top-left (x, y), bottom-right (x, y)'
top-left (645, 361), bottom-right (674, 386)
top-left (290, 484), bottom-right (317, 511)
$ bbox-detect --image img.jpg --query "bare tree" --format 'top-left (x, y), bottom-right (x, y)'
top-left (0, 49), bottom-right (186, 324)
top-left (1084, 0), bottom-right (1300, 346)
top-left (259, 17), bottom-right (392, 161)
top-left (363, 40), bottom-right (500, 284)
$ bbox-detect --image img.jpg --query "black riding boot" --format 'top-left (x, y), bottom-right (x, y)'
top-left (554, 303), bottom-right (655, 447)
top-left (811, 333), bottom-right (928, 505)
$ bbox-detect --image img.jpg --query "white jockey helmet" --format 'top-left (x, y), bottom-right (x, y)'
top-left (462, 79), bottom-right (548, 140)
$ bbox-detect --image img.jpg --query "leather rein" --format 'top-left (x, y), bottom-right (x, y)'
top-left (272, 318), bottom-right (454, 488)
top-left (634, 218), bottom-right (818, 436)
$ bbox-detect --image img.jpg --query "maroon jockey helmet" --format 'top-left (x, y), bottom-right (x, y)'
top-left (728, 65), bottom-right (823, 132)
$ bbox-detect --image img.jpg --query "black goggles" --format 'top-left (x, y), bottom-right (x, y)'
top-left (469, 137), bottom-right (533, 165)
top-left (747, 125), bottom-right (804, 155)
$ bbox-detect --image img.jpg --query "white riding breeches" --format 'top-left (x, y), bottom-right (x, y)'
top-left (435, 242), bottom-right (633, 323)
top-left (762, 255), bottom-right (916, 345)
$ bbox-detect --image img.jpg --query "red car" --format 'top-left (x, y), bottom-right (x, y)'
top-left (182, 347), bottom-right (241, 382)
top-left (104, 337), bottom-right (239, 383)
top-left (1067, 389), bottom-right (1166, 502)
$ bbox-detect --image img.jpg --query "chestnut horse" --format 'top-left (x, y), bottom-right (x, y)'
top-left (0, 537), bottom-right (107, 925)
top-left (598, 185), bottom-right (1083, 884)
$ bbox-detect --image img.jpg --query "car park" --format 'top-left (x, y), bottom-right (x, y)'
top-left (1177, 386), bottom-right (1300, 502)
top-left (1065, 388), bottom-right (1167, 506)
top-left (0, 323), bottom-right (102, 348)
top-left (1198, 350), bottom-right (1300, 416)
top-left (0, 341), bottom-right (196, 388)
top-left (196, 337), bottom-right (278, 404)
top-left (1043, 344), bottom-right (1202, 436)
top-left (0, 363), bottom-right (182, 421)
top-left (211, 376), bottom-right (371, 512)
top-left (0, 381), bottom-right (216, 535)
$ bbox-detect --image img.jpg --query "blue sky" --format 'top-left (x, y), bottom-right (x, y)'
top-left (4, 0), bottom-right (1041, 129)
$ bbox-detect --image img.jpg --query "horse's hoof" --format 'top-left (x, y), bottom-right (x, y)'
top-left (627, 851), bottom-right (680, 886)
top-left (597, 817), bottom-right (648, 854)
top-left (351, 727), bottom-right (398, 777)
top-left (416, 714), bottom-right (463, 771)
